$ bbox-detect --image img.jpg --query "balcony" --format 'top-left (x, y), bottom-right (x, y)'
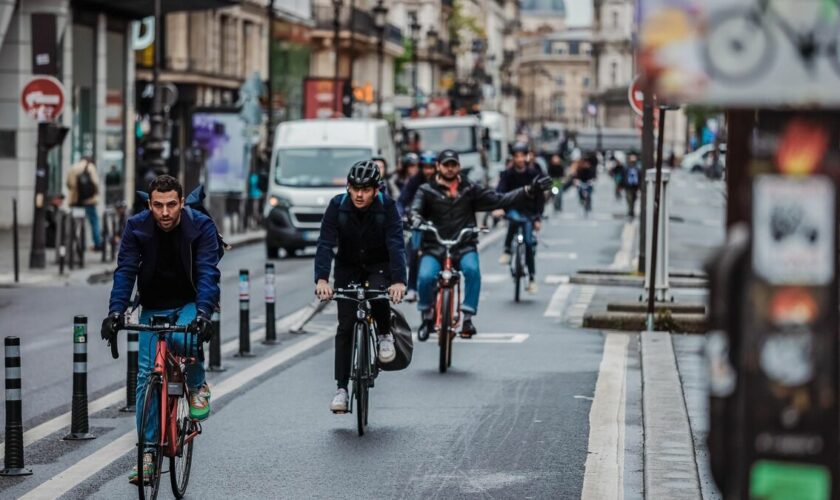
top-left (313, 4), bottom-right (402, 45)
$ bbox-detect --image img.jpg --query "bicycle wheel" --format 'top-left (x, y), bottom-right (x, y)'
top-left (439, 288), bottom-right (452, 373)
top-left (137, 376), bottom-right (163, 500)
top-left (169, 390), bottom-right (194, 498)
top-left (514, 243), bottom-right (523, 303)
top-left (354, 322), bottom-right (368, 436)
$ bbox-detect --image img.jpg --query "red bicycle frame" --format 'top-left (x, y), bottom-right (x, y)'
top-left (433, 253), bottom-right (462, 333)
top-left (152, 338), bottom-right (200, 458)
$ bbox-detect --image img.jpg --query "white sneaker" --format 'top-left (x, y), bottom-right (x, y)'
top-left (498, 253), bottom-right (511, 265)
top-left (330, 388), bottom-right (348, 413)
top-left (405, 290), bottom-right (418, 303)
top-left (378, 334), bottom-right (396, 363)
top-left (526, 280), bottom-right (538, 294)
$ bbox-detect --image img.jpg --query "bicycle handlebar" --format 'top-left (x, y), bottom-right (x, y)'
top-left (332, 288), bottom-right (391, 303)
top-left (417, 224), bottom-right (487, 248)
top-left (107, 323), bottom-right (192, 360)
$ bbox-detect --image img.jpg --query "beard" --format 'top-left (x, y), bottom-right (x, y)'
top-left (439, 170), bottom-right (459, 182)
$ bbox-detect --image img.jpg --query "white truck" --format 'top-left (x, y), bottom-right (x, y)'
top-left (401, 115), bottom-right (488, 186)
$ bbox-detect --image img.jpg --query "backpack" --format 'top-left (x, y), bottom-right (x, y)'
top-left (76, 161), bottom-right (98, 203)
top-left (625, 166), bottom-right (640, 187)
top-left (337, 192), bottom-right (386, 230)
top-left (136, 185), bottom-right (229, 261)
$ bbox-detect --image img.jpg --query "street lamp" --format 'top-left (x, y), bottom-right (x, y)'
top-left (426, 28), bottom-right (439, 99)
top-left (332, 0), bottom-right (344, 114)
top-left (373, 0), bottom-right (388, 118)
top-left (409, 12), bottom-right (421, 115)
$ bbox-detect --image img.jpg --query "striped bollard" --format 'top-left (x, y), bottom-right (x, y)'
top-left (1, 337), bottom-right (32, 476)
top-left (119, 330), bottom-right (138, 412)
top-left (264, 263), bottom-right (278, 345)
top-left (235, 270), bottom-right (254, 357)
top-left (207, 307), bottom-right (226, 372)
top-left (63, 316), bottom-right (95, 440)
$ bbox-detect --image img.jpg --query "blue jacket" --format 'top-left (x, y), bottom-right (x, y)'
top-left (314, 193), bottom-right (407, 285)
top-left (109, 207), bottom-right (221, 316)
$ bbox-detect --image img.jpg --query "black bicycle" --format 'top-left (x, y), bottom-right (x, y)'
top-left (506, 218), bottom-right (529, 303)
top-left (332, 285), bottom-right (390, 436)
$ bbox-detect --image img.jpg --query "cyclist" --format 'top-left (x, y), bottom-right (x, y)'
top-left (397, 151), bottom-right (438, 302)
top-left (571, 151), bottom-right (598, 207)
top-left (314, 160), bottom-right (407, 413)
top-left (100, 175), bottom-right (220, 484)
top-left (496, 143), bottom-right (546, 294)
top-left (622, 151), bottom-right (642, 218)
top-left (411, 149), bottom-right (551, 339)
top-left (395, 152), bottom-right (419, 194)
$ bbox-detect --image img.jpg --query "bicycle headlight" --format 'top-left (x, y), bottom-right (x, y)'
top-left (356, 309), bottom-right (366, 320)
top-left (357, 289), bottom-right (365, 300)
top-left (441, 270), bottom-right (453, 281)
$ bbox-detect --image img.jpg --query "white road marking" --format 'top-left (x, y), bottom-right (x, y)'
top-left (574, 395), bottom-right (594, 401)
top-left (544, 274), bottom-right (570, 285)
top-left (543, 284), bottom-right (572, 318)
top-left (421, 333), bottom-right (530, 344)
top-left (19, 329), bottom-right (334, 500)
top-left (540, 238), bottom-right (573, 246)
top-left (581, 333), bottom-right (629, 500)
top-left (567, 286), bottom-right (596, 327)
top-left (538, 252), bottom-right (578, 260)
top-left (481, 273), bottom-right (509, 284)
top-left (610, 221), bottom-right (637, 270)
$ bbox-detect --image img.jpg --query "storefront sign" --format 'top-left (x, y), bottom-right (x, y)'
top-left (303, 78), bottom-right (345, 119)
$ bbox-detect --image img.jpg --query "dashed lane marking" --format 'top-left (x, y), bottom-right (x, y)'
top-left (567, 286), bottom-right (597, 327)
top-left (420, 333), bottom-right (529, 344)
top-left (538, 252), bottom-right (578, 260)
top-left (544, 274), bottom-right (570, 285)
top-left (544, 284), bottom-right (573, 318)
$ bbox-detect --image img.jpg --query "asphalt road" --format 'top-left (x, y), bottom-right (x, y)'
top-left (0, 170), bottom-right (724, 499)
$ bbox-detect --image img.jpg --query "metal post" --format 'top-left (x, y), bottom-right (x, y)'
top-left (64, 315), bottom-right (95, 440)
top-left (79, 216), bottom-right (86, 269)
top-left (333, 1), bottom-right (342, 114)
top-left (646, 109), bottom-right (667, 331)
top-left (639, 90), bottom-right (655, 273)
top-left (0, 337), bottom-right (31, 476)
top-left (264, 263), bottom-right (277, 344)
top-left (376, 26), bottom-right (384, 118)
top-left (100, 211), bottom-right (108, 263)
top-left (144, 0), bottom-right (166, 174)
top-left (58, 211), bottom-right (66, 275)
top-left (346, 0), bottom-right (356, 117)
top-left (12, 199), bottom-right (19, 283)
top-left (119, 330), bottom-right (138, 412)
top-left (236, 270), bottom-right (254, 357)
top-left (207, 307), bottom-right (226, 371)
top-left (68, 214), bottom-right (75, 271)
top-left (29, 123), bottom-right (49, 269)
top-left (267, 0), bottom-right (275, 144)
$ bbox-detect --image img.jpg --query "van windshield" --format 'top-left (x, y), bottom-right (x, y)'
top-left (407, 126), bottom-right (476, 154)
top-left (274, 148), bottom-right (372, 187)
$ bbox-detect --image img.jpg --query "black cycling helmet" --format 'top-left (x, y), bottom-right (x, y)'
top-left (511, 142), bottom-right (529, 154)
top-left (403, 152), bottom-right (419, 166)
top-left (347, 160), bottom-right (381, 188)
top-left (419, 150), bottom-right (437, 165)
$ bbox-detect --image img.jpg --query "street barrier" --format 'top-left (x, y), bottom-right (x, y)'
top-left (264, 263), bottom-right (278, 344)
top-left (119, 329), bottom-right (138, 412)
top-left (207, 307), bottom-right (226, 372)
top-left (643, 168), bottom-right (671, 301)
top-left (0, 337), bottom-right (31, 476)
top-left (64, 316), bottom-right (95, 440)
top-left (236, 269), bottom-right (254, 357)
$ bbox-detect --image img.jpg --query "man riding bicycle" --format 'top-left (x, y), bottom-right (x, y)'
top-left (398, 151), bottom-right (438, 302)
top-left (314, 161), bottom-right (407, 413)
top-left (496, 143), bottom-right (547, 294)
top-left (100, 175), bottom-right (220, 484)
top-left (411, 149), bottom-right (551, 339)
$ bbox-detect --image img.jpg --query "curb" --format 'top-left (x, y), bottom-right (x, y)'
top-left (641, 331), bottom-right (702, 499)
top-left (607, 302), bottom-right (706, 314)
top-left (577, 268), bottom-right (708, 280)
top-left (226, 230), bottom-right (265, 250)
top-left (583, 312), bottom-right (707, 333)
top-left (570, 274), bottom-right (708, 289)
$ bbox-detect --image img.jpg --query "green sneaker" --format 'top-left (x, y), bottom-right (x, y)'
top-left (128, 452), bottom-right (155, 484)
top-left (189, 384), bottom-right (211, 421)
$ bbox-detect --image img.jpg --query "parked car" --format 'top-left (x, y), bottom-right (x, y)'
top-left (682, 143), bottom-right (727, 174)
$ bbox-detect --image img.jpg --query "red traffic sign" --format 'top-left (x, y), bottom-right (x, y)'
top-left (21, 76), bottom-right (65, 122)
top-left (628, 77), bottom-right (644, 117)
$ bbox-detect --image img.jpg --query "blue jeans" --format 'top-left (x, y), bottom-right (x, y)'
top-left (137, 303), bottom-right (204, 449)
top-left (84, 205), bottom-right (102, 247)
top-left (507, 210), bottom-right (537, 278)
top-left (417, 251), bottom-right (480, 315)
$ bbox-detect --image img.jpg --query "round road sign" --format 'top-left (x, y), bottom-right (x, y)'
top-left (21, 76), bottom-right (66, 122)
top-left (628, 76), bottom-right (644, 117)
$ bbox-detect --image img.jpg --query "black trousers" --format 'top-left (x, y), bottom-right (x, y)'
top-left (334, 264), bottom-right (391, 389)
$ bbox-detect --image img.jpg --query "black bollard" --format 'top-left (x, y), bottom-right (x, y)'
top-left (63, 316), bottom-right (95, 440)
top-left (119, 330), bottom-right (138, 412)
top-left (264, 263), bottom-right (278, 345)
top-left (236, 270), bottom-right (254, 357)
top-left (12, 199), bottom-right (19, 284)
top-left (207, 307), bottom-right (226, 372)
top-left (58, 211), bottom-right (66, 275)
top-left (1, 337), bottom-right (32, 476)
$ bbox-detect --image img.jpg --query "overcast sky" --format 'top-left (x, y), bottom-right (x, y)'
top-left (565, 1), bottom-right (594, 27)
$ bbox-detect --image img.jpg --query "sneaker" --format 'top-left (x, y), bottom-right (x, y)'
top-left (128, 452), bottom-right (155, 484)
top-left (405, 290), bottom-right (418, 303)
top-left (417, 320), bottom-right (433, 342)
top-left (330, 388), bottom-right (348, 413)
top-left (189, 384), bottom-right (211, 421)
top-left (378, 334), bottom-right (396, 363)
top-left (460, 319), bottom-right (477, 338)
top-left (498, 252), bottom-right (511, 265)
top-left (526, 280), bottom-right (538, 294)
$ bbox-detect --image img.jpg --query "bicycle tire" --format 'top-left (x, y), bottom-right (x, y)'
top-left (439, 288), bottom-right (452, 373)
top-left (137, 376), bottom-right (163, 500)
top-left (514, 243), bottom-right (522, 303)
top-left (354, 322), bottom-right (368, 436)
top-left (169, 390), bottom-right (194, 498)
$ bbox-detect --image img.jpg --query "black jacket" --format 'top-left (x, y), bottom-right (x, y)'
top-left (314, 193), bottom-right (407, 285)
top-left (496, 166), bottom-right (545, 219)
top-left (411, 176), bottom-right (529, 258)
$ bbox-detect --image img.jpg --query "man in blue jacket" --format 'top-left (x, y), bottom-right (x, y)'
top-left (315, 161), bottom-right (407, 413)
top-left (100, 175), bottom-right (220, 484)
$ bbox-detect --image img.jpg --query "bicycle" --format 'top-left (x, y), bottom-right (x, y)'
top-left (112, 317), bottom-right (202, 500)
top-left (506, 214), bottom-right (534, 303)
top-left (577, 180), bottom-right (594, 216)
top-left (331, 285), bottom-right (390, 436)
top-left (418, 224), bottom-right (487, 373)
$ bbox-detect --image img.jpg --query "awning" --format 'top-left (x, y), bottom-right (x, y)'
top-left (74, 0), bottom-right (240, 19)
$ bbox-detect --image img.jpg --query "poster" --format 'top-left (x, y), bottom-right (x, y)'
top-left (191, 110), bottom-right (249, 194)
top-left (640, 0), bottom-right (840, 105)
top-left (303, 78), bottom-right (345, 119)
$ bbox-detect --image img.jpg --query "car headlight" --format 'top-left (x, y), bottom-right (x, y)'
top-left (268, 196), bottom-right (292, 208)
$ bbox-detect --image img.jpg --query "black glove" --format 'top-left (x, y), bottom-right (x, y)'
top-left (190, 312), bottom-right (213, 343)
top-left (526, 175), bottom-right (553, 197)
top-left (101, 312), bottom-right (123, 343)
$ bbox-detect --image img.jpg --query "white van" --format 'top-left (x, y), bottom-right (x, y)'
top-left (401, 115), bottom-right (487, 185)
top-left (480, 111), bottom-right (512, 182)
top-left (264, 118), bottom-right (395, 258)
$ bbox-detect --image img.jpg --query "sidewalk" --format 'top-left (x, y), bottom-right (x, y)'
top-left (0, 225), bottom-right (266, 287)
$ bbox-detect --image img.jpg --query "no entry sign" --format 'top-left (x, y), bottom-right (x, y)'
top-left (21, 76), bottom-right (65, 122)
top-left (628, 77), bottom-right (644, 117)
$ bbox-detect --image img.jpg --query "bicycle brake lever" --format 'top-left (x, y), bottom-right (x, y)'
top-left (109, 338), bottom-right (119, 359)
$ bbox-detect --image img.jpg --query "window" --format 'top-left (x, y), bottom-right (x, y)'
top-left (555, 74), bottom-right (564, 87)
top-left (610, 61), bottom-right (618, 86)
top-left (582, 75), bottom-right (590, 88)
top-left (554, 97), bottom-right (565, 117)
top-left (612, 10), bottom-right (619, 28)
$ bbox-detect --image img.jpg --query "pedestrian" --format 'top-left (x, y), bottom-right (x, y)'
top-left (248, 171), bottom-right (263, 229)
top-left (105, 165), bottom-right (122, 207)
top-left (622, 152), bottom-right (642, 218)
top-left (609, 154), bottom-right (625, 201)
top-left (66, 156), bottom-right (103, 251)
